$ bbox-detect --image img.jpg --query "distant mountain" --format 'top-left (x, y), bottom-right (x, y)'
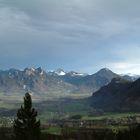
top-left (48, 69), bottom-right (66, 76)
top-left (0, 67), bottom-right (77, 97)
top-left (69, 68), bottom-right (132, 92)
top-left (48, 69), bottom-right (88, 77)
top-left (90, 77), bottom-right (140, 112)
top-left (124, 74), bottom-right (140, 81)
top-left (50, 68), bottom-right (124, 94)
top-left (0, 67), bottom-right (134, 98)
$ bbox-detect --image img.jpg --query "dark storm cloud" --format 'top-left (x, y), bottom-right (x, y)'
top-left (0, 0), bottom-right (140, 74)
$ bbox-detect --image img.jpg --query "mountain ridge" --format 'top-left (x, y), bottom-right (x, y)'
top-left (90, 77), bottom-right (140, 111)
top-left (0, 67), bottom-right (137, 98)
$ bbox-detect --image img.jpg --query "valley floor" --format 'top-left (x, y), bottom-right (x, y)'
top-left (0, 97), bottom-right (140, 140)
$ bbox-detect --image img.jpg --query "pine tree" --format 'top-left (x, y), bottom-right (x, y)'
top-left (13, 93), bottom-right (40, 140)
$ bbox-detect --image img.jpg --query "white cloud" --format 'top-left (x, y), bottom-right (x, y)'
top-left (108, 62), bottom-right (140, 74)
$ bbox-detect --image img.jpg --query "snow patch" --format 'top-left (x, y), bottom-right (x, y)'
top-left (73, 73), bottom-right (85, 76)
top-left (69, 71), bottom-right (87, 77)
top-left (40, 71), bottom-right (44, 75)
top-left (57, 71), bottom-right (66, 76)
top-left (31, 68), bottom-right (35, 71)
top-left (23, 85), bottom-right (27, 90)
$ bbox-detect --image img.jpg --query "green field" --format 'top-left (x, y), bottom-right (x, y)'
top-left (1, 97), bottom-right (140, 123)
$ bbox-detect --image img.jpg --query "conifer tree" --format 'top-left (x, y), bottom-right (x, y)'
top-left (13, 93), bottom-right (40, 140)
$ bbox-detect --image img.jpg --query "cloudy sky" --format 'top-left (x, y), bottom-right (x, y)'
top-left (0, 0), bottom-right (140, 74)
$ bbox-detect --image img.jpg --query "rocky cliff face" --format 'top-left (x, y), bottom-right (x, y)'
top-left (0, 67), bottom-right (133, 98)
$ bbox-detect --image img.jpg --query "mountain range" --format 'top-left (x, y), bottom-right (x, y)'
top-left (0, 67), bottom-right (139, 98)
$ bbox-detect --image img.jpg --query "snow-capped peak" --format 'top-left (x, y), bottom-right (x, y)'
top-left (58, 71), bottom-right (66, 76)
top-left (54, 69), bottom-right (66, 76)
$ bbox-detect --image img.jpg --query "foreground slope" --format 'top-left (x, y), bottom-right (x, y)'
top-left (90, 78), bottom-right (140, 111)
